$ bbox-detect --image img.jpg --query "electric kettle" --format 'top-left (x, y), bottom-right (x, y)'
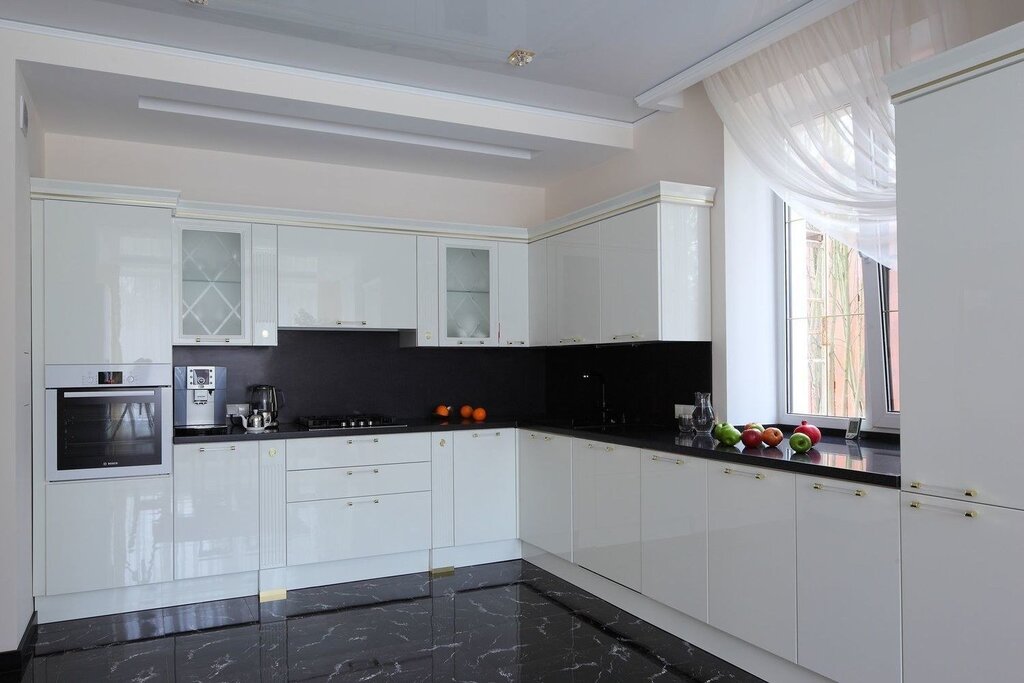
top-left (249, 384), bottom-right (282, 427)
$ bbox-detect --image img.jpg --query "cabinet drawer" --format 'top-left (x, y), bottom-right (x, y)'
top-left (287, 491), bottom-right (430, 565)
top-left (286, 432), bottom-right (430, 470)
top-left (287, 462), bottom-right (430, 502)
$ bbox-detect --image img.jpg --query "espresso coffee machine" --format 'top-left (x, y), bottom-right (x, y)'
top-left (174, 366), bottom-right (227, 432)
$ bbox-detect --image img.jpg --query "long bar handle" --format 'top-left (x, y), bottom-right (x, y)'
top-left (346, 468), bottom-right (380, 475)
top-left (908, 500), bottom-right (978, 518)
top-left (813, 482), bottom-right (866, 497)
top-left (909, 481), bottom-right (978, 498)
top-left (336, 320), bottom-right (368, 326)
top-left (611, 333), bottom-right (640, 341)
top-left (723, 467), bottom-right (765, 480)
top-left (558, 337), bottom-right (583, 344)
top-left (199, 445), bottom-right (237, 453)
top-left (346, 498), bottom-right (380, 506)
top-left (527, 434), bottom-right (554, 441)
top-left (346, 437), bottom-right (380, 445)
top-left (587, 443), bottom-right (614, 452)
top-left (472, 431), bottom-right (502, 438)
top-left (505, 340), bottom-right (527, 345)
top-left (651, 454), bottom-right (683, 465)
top-left (457, 340), bottom-right (487, 345)
top-left (194, 337), bottom-right (233, 343)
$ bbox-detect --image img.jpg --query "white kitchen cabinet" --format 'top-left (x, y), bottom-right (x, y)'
top-left (548, 223), bottom-right (601, 346)
top-left (278, 225), bottom-right (416, 330)
top-left (400, 236), bottom-right (440, 347)
top-left (431, 431), bottom-right (455, 549)
top-left (285, 432), bottom-right (429, 471)
top-left (518, 430), bottom-right (572, 560)
top-left (453, 429), bottom-right (517, 546)
top-left (287, 462), bottom-right (430, 502)
top-left (43, 200), bottom-right (173, 365)
top-left (251, 223), bottom-right (279, 346)
top-left (599, 205), bottom-right (659, 343)
top-left (287, 491), bottom-right (431, 566)
top-left (572, 438), bottom-right (641, 591)
top-left (901, 493), bottom-right (1024, 683)
top-left (439, 238), bottom-right (499, 346)
top-left (173, 219), bottom-right (252, 345)
top-left (46, 476), bottom-right (173, 595)
top-left (497, 242), bottom-right (529, 346)
top-left (528, 240), bottom-right (549, 347)
top-left (707, 464), bottom-right (796, 662)
top-left (641, 449), bottom-right (708, 621)
top-left (795, 476), bottom-right (901, 683)
top-left (173, 441), bottom-right (260, 580)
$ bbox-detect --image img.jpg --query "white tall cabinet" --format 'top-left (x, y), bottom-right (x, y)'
top-left (888, 27), bottom-right (1024, 682)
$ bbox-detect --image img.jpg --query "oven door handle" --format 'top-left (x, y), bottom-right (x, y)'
top-left (62, 390), bottom-right (157, 399)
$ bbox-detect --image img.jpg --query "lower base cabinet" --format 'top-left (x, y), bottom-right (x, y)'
top-left (46, 476), bottom-right (173, 595)
top-left (453, 429), bottom-right (517, 546)
top-left (901, 492), bottom-right (1024, 683)
top-left (707, 464), bottom-right (796, 662)
top-left (572, 438), bottom-right (641, 590)
top-left (287, 491), bottom-right (431, 566)
top-left (796, 476), bottom-right (901, 682)
top-left (641, 449), bottom-right (708, 621)
top-left (519, 430), bottom-right (572, 560)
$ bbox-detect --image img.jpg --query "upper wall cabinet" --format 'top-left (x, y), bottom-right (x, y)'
top-left (42, 199), bottom-right (174, 366)
top-left (439, 238), bottom-right (499, 346)
top-left (278, 226), bottom-right (417, 330)
top-left (497, 242), bottom-right (529, 346)
top-left (535, 182), bottom-right (714, 346)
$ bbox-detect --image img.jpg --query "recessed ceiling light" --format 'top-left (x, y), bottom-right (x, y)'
top-left (507, 49), bottom-right (535, 67)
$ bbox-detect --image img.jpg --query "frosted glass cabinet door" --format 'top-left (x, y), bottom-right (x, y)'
top-left (43, 200), bottom-right (173, 365)
top-left (439, 239), bottom-right (498, 346)
top-left (173, 220), bottom-right (252, 345)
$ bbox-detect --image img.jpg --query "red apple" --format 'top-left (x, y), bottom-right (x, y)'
top-left (795, 420), bottom-right (822, 445)
top-left (740, 429), bottom-right (763, 448)
top-left (760, 427), bottom-right (784, 447)
top-left (743, 423), bottom-right (764, 432)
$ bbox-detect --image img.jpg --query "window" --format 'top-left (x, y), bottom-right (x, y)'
top-left (781, 203), bottom-right (900, 429)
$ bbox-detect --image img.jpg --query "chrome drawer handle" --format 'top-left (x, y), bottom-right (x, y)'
top-left (194, 337), bottom-right (232, 343)
top-left (346, 468), bottom-right (380, 475)
top-left (558, 337), bottom-right (583, 344)
top-left (199, 445), bottom-right (236, 452)
top-left (909, 500), bottom-right (978, 518)
top-left (336, 320), bottom-right (367, 326)
top-left (346, 437), bottom-right (380, 445)
top-left (587, 443), bottom-right (613, 452)
top-left (813, 482), bottom-right (865, 497)
top-left (723, 467), bottom-right (764, 480)
top-left (505, 340), bottom-right (527, 345)
top-left (347, 498), bottom-right (380, 506)
top-left (611, 333), bottom-right (640, 341)
top-left (472, 431), bottom-right (501, 438)
top-left (651, 454), bottom-right (683, 465)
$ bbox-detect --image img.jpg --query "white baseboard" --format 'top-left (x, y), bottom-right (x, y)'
top-left (36, 571), bottom-right (260, 623)
top-left (431, 539), bottom-right (522, 569)
top-left (522, 543), bottom-right (830, 683)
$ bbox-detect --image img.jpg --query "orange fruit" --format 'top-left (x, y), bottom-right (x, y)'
top-left (434, 405), bottom-right (450, 417)
top-left (472, 407), bottom-right (487, 422)
top-left (459, 404), bottom-right (474, 419)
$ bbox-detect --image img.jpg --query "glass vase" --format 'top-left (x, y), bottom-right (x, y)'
top-left (691, 392), bottom-right (715, 434)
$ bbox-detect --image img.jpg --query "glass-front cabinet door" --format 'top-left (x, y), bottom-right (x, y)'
top-left (173, 219), bottom-right (252, 345)
top-left (439, 239), bottom-right (498, 346)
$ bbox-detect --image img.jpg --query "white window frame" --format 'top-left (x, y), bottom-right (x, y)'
top-left (775, 196), bottom-right (899, 432)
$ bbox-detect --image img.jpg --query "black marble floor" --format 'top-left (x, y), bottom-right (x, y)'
top-left (7, 560), bottom-right (763, 682)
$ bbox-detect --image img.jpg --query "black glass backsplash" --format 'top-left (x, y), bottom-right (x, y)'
top-left (173, 331), bottom-right (710, 424)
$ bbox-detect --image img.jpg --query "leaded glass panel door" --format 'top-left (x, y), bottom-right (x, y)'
top-left (438, 239), bottom-right (498, 346)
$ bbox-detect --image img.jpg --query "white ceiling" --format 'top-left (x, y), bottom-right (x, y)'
top-left (2, 0), bottom-right (814, 122)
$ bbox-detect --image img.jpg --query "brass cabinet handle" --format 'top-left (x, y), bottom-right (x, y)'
top-left (909, 500), bottom-right (978, 518)
top-left (347, 498), bottom-right (380, 506)
top-left (438, 438), bottom-right (447, 447)
top-left (910, 481), bottom-right (979, 499)
top-left (813, 482), bottom-right (866, 497)
top-left (586, 443), bottom-right (613, 452)
top-left (472, 431), bottom-right (501, 438)
top-left (336, 320), bottom-right (367, 326)
top-left (723, 467), bottom-right (764, 480)
top-left (346, 468), bottom-right (380, 475)
top-left (346, 437), bottom-right (380, 445)
top-left (199, 445), bottom-right (236, 452)
top-left (651, 454), bottom-right (683, 465)
top-left (611, 333), bottom-right (640, 341)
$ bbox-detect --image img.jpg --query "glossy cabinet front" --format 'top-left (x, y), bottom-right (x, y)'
top-left (278, 226), bottom-right (416, 330)
top-left (548, 223), bottom-right (601, 346)
top-left (497, 241), bottom-right (529, 346)
top-left (518, 430), bottom-right (572, 560)
top-left (641, 449), bottom-right (708, 621)
top-left (901, 493), bottom-right (1024, 683)
top-left (453, 429), bottom-right (517, 545)
top-left (707, 464), bottom-right (796, 662)
top-left (173, 442), bottom-right (259, 580)
top-left (43, 200), bottom-right (173, 365)
top-left (599, 205), bottom-right (659, 343)
top-left (796, 476), bottom-right (901, 682)
top-left (46, 476), bottom-right (173, 594)
top-left (572, 438), bottom-right (641, 590)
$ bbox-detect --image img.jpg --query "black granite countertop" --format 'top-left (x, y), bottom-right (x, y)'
top-left (524, 421), bottom-right (900, 487)
top-left (175, 417), bottom-right (899, 487)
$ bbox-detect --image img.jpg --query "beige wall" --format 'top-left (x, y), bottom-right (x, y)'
top-left (44, 134), bottom-right (545, 228)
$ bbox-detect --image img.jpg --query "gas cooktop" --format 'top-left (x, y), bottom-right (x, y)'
top-left (296, 415), bottom-right (404, 430)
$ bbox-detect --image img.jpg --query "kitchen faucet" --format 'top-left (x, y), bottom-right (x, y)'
top-left (580, 372), bottom-right (616, 425)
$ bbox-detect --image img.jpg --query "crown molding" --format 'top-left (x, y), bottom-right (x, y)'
top-left (886, 20), bottom-right (1024, 103)
top-left (634, 0), bottom-right (857, 109)
top-left (528, 181), bottom-right (716, 242)
top-left (30, 178), bottom-right (180, 208)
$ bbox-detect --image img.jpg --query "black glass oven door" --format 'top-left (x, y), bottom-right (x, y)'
top-left (56, 388), bottom-right (163, 471)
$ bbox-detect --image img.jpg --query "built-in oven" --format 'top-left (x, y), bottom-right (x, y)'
top-left (45, 365), bottom-right (173, 481)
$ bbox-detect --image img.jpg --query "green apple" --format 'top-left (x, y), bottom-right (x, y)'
top-left (743, 423), bottom-right (765, 433)
top-left (711, 423), bottom-right (728, 440)
top-left (789, 432), bottom-right (813, 453)
top-left (719, 426), bottom-right (743, 447)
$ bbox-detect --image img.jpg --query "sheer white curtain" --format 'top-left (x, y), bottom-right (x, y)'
top-left (704, 0), bottom-right (970, 268)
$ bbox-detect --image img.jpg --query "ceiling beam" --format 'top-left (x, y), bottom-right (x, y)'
top-left (635, 0), bottom-right (858, 109)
